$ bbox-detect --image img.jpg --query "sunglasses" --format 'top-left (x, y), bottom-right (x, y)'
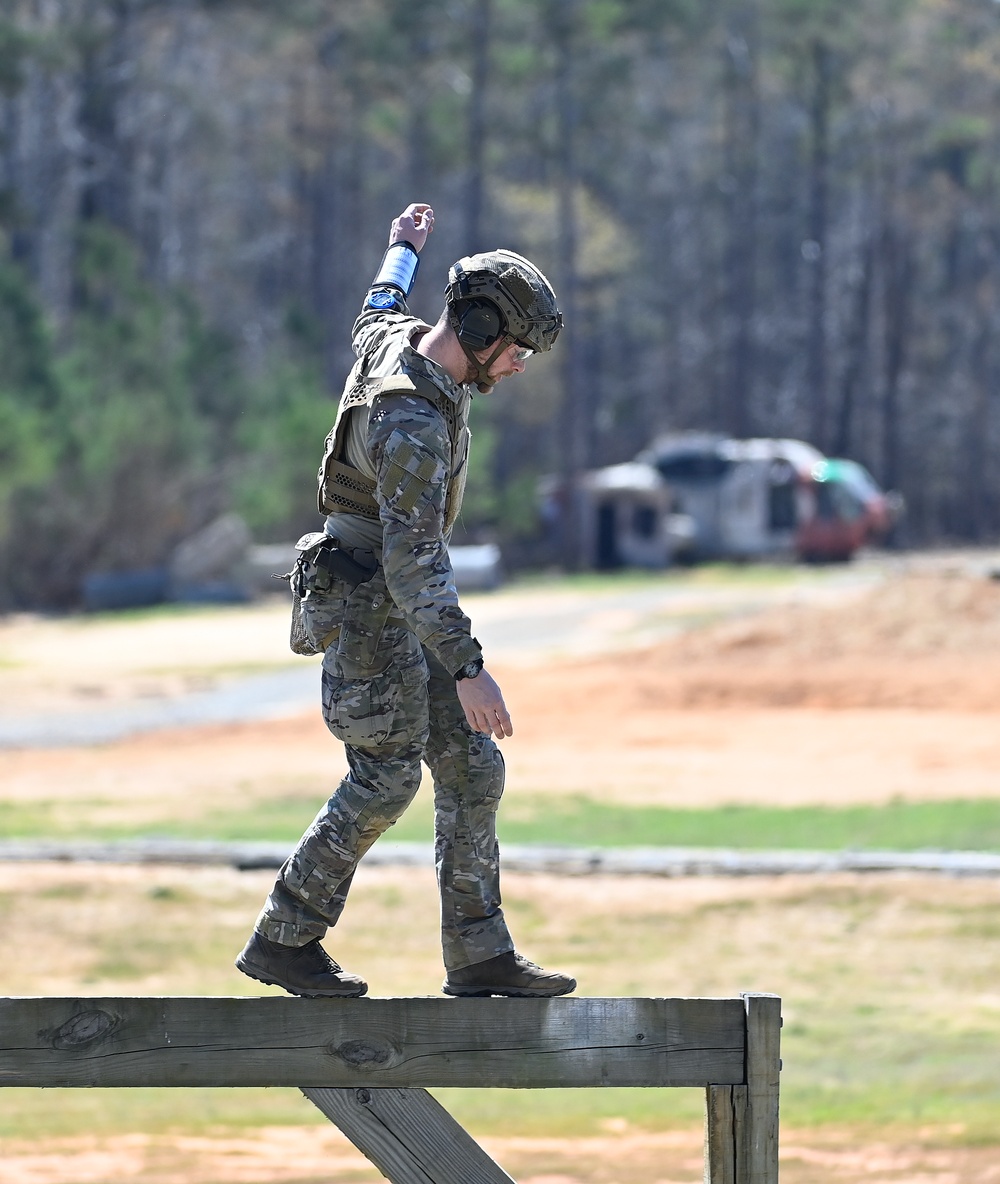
top-left (511, 344), bottom-right (534, 362)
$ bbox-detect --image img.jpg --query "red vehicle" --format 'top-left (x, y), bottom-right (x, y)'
top-left (796, 458), bottom-right (903, 562)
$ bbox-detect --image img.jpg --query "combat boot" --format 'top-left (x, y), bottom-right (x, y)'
top-left (235, 932), bottom-right (367, 998)
top-left (443, 951), bottom-right (576, 998)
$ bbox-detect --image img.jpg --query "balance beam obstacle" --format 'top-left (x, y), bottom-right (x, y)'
top-left (0, 992), bottom-right (780, 1183)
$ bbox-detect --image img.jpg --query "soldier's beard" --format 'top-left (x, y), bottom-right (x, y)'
top-left (463, 359), bottom-right (514, 389)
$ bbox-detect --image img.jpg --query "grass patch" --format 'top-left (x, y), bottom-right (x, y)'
top-left (2, 1083), bottom-right (998, 1146)
top-left (491, 796), bottom-right (1000, 852)
top-left (0, 800), bottom-right (80, 837)
top-left (1, 866), bottom-right (999, 1145)
top-left (0, 1087), bottom-right (324, 1138)
top-left (8, 794), bottom-right (1000, 853)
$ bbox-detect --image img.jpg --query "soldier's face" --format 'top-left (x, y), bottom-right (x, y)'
top-left (479, 342), bottom-right (529, 387)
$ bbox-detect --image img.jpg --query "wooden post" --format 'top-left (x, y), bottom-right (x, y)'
top-left (704, 1083), bottom-right (745, 1184)
top-left (742, 992), bottom-right (781, 1182)
top-left (705, 993), bottom-right (780, 1184)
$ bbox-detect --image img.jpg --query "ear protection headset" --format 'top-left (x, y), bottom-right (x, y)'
top-left (455, 298), bottom-right (504, 351)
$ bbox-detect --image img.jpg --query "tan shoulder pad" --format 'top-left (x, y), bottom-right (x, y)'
top-left (376, 372), bottom-right (444, 407)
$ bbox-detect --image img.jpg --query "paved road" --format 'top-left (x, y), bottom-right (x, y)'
top-left (0, 564), bottom-right (887, 749)
top-left (2, 837), bottom-right (999, 877)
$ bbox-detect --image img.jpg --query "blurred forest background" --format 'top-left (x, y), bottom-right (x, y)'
top-left (1, 0), bottom-right (1000, 608)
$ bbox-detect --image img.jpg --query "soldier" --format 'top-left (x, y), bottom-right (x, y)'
top-left (236, 202), bottom-right (576, 999)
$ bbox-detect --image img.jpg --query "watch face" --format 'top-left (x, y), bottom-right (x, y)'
top-left (367, 290), bottom-right (399, 310)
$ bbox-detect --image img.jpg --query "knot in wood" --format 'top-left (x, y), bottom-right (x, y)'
top-left (332, 1038), bottom-right (396, 1069)
top-left (44, 1009), bottom-right (120, 1050)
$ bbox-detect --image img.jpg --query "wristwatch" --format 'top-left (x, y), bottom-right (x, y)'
top-left (454, 656), bottom-right (484, 681)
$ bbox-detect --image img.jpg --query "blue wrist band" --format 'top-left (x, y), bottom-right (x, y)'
top-left (372, 241), bottom-right (420, 296)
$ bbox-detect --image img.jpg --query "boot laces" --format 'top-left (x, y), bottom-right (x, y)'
top-left (305, 939), bottom-right (343, 974)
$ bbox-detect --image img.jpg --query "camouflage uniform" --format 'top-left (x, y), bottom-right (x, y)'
top-left (255, 303), bottom-right (513, 973)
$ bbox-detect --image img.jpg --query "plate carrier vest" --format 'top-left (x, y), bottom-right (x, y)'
top-left (317, 370), bottom-right (468, 535)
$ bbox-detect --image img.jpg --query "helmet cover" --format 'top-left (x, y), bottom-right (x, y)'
top-left (446, 250), bottom-right (562, 354)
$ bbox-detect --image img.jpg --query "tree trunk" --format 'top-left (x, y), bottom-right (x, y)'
top-left (77, 0), bottom-right (137, 231)
top-left (720, 3), bottom-right (759, 438)
top-left (465, 0), bottom-right (491, 254)
top-left (805, 38), bottom-right (831, 450)
top-left (551, 0), bottom-right (586, 569)
top-left (832, 227), bottom-right (874, 457)
top-left (880, 221), bottom-right (913, 494)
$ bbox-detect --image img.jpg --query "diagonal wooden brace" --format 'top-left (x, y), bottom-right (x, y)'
top-left (303, 1086), bottom-right (514, 1184)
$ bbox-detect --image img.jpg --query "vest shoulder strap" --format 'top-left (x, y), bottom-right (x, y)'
top-left (375, 371), bottom-right (447, 406)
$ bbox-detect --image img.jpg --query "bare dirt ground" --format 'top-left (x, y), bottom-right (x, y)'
top-left (504, 569), bottom-right (1000, 807)
top-left (3, 569), bottom-right (1000, 813)
top-left (2, 565), bottom-right (1000, 1181)
top-left (3, 1125), bottom-right (1000, 1184)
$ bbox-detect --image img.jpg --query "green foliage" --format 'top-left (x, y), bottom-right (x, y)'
top-left (0, 259), bottom-right (59, 533)
top-left (458, 393), bottom-right (553, 545)
top-left (0, 223), bottom-right (246, 607)
top-left (0, 256), bottom-right (59, 402)
top-left (0, 215), bottom-right (337, 605)
top-left (0, 17), bottom-right (32, 96)
top-left (232, 356), bottom-right (336, 541)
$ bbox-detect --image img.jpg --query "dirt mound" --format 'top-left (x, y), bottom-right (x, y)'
top-left (668, 571), bottom-right (1000, 663)
top-left (543, 573), bottom-right (1000, 711)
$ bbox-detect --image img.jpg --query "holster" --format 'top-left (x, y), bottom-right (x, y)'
top-left (284, 532), bottom-right (382, 657)
top-left (292, 532), bottom-right (378, 596)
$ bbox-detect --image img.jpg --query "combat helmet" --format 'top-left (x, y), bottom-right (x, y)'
top-left (446, 249), bottom-right (562, 391)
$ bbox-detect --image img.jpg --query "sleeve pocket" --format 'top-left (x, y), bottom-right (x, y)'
top-left (380, 430), bottom-right (446, 521)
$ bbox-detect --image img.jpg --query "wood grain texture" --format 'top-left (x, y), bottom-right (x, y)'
top-left (303, 1087), bottom-right (515, 1184)
top-left (704, 1084), bottom-right (745, 1184)
top-left (741, 993), bottom-right (781, 1184)
top-left (0, 996), bottom-right (746, 1089)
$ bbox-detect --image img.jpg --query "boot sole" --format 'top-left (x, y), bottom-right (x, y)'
top-left (442, 980), bottom-right (577, 998)
top-left (235, 956), bottom-right (368, 998)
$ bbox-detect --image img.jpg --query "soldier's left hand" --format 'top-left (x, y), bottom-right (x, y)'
top-left (456, 667), bottom-right (513, 739)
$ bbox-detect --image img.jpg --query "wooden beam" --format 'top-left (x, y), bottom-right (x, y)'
top-left (0, 996), bottom-right (745, 1089)
top-left (303, 1087), bottom-right (515, 1184)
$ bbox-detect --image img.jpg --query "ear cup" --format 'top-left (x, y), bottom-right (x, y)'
top-left (456, 300), bottom-right (502, 350)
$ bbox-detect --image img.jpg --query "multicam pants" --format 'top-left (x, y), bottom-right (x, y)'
top-left (255, 619), bottom-right (513, 972)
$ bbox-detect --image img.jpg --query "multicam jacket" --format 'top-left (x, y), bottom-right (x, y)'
top-left (316, 303), bottom-right (482, 676)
